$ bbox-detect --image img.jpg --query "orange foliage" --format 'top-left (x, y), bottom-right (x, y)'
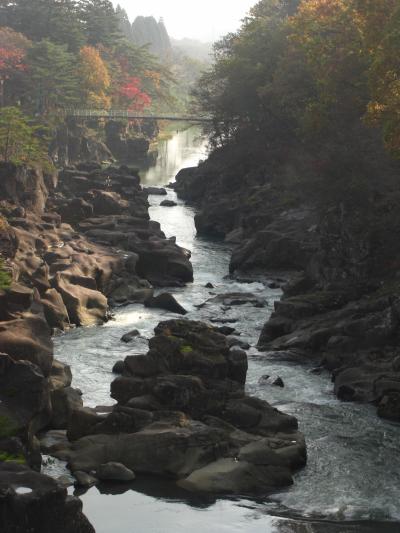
top-left (79, 45), bottom-right (111, 109)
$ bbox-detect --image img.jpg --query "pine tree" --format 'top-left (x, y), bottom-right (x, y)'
top-left (0, 0), bottom-right (85, 52)
top-left (26, 40), bottom-right (79, 113)
top-left (0, 107), bottom-right (49, 166)
top-left (80, 0), bottom-right (121, 48)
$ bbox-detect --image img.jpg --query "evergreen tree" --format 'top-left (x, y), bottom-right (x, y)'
top-left (80, 0), bottom-right (121, 48)
top-left (0, 0), bottom-right (85, 52)
top-left (26, 40), bottom-right (79, 113)
top-left (0, 106), bottom-right (49, 166)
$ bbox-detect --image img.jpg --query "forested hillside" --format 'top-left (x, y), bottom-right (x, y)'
top-left (196, 0), bottom-right (400, 206)
top-left (173, 0), bottom-right (400, 422)
top-left (0, 0), bottom-right (173, 120)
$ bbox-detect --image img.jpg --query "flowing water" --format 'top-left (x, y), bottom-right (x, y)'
top-left (51, 127), bottom-right (400, 533)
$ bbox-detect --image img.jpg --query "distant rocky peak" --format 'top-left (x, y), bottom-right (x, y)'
top-left (130, 15), bottom-right (172, 60)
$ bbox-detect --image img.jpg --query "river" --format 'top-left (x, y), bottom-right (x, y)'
top-left (50, 126), bottom-right (400, 533)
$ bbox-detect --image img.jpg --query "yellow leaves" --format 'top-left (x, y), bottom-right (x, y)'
top-left (144, 69), bottom-right (161, 90)
top-left (79, 46), bottom-right (111, 109)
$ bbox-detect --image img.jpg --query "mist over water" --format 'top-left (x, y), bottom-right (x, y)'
top-left (53, 127), bottom-right (400, 533)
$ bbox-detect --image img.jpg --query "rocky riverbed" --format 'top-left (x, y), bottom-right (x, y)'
top-left (1, 127), bottom-right (400, 532)
top-left (43, 128), bottom-right (400, 532)
top-left (173, 147), bottom-right (400, 423)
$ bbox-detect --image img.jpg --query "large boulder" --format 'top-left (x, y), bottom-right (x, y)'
top-left (178, 457), bottom-right (292, 495)
top-left (0, 162), bottom-right (50, 215)
top-left (41, 289), bottom-right (70, 331)
top-left (0, 314), bottom-right (53, 376)
top-left (53, 273), bottom-right (108, 327)
top-left (66, 420), bottom-right (227, 477)
top-left (97, 462), bottom-right (135, 482)
top-left (0, 462), bottom-right (94, 533)
top-left (51, 387), bottom-right (83, 430)
top-left (145, 293), bottom-right (187, 315)
top-left (0, 353), bottom-right (51, 439)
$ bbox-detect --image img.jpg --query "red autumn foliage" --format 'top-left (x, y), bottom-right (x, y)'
top-left (117, 76), bottom-right (152, 111)
top-left (0, 47), bottom-right (26, 79)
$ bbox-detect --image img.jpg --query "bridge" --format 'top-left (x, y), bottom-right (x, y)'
top-left (65, 109), bottom-right (212, 122)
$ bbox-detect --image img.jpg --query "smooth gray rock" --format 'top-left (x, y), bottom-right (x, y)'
top-left (97, 462), bottom-right (135, 482)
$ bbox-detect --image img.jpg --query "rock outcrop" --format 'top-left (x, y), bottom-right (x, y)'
top-left (0, 462), bottom-right (94, 533)
top-left (173, 149), bottom-right (400, 422)
top-left (0, 153), bottom-right (193, 528)
top-left (49, 320), bottom-right (306, 496)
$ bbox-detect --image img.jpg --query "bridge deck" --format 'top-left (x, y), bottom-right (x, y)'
top-left (65, 109), bottom-right (212, 122)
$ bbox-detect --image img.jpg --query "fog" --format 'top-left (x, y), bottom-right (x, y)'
top-left (113, 0), bottom-right (257, 42)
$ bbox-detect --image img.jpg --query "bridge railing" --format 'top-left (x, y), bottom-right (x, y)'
top-left (63, 108), bottom-right (212, 122)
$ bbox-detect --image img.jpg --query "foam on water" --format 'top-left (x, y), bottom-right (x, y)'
top-left (51, 127), bottom-right (400, 532)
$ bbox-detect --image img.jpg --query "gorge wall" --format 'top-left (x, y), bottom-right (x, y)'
top-left (173, 145), bottom-right (400, 423)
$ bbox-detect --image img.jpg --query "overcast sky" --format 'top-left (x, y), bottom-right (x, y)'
top-left (113, 0), bottom-right (258, 42)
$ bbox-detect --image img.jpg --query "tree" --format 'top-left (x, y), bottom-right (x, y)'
top-left (80, 0), bottom-right (121, 48)
top-left (362, 3), bottom-right (400, 156)
top-left (25, 40), bottom-right (79, 113)
top-left (79, 45), bottom-right (111, 108)
top-left (110, 40), bottom-right (173, 109)
top-left (0, 106), bottom-right (49, 166)
top-left (0, 0), bottom-right (85, 52)
top-left (116, 76), bottom-right (151, 111)
top-left (0, 27), bottom-right (30, 106)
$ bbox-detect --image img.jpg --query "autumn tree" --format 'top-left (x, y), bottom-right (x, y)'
top-left (361, 3), bottom-right (400, 156)
top-left (116, 76), bottom-right (151, 111)
top-left (79, 45), bottom-right (111, 108)
top-left (0, 27), bottom-right (30, 106)
top-left (110, 40), bottom-right (173, 108)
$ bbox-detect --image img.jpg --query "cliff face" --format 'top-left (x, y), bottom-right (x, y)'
top-left (173, 145), bottom-right (400, 423)
top-left (131, 16), bottom-right (172, 60)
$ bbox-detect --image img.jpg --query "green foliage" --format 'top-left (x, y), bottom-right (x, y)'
top-left (0, 107), bottom-right (50, 167)
top-left (80, 0), bottom-right (121, 48)
top-left (0, 451), bottom-right (26, 464)
top-left (180, 345), bottom-right (193, 354)
top-left (26, 40), bottom-right (79, 114)
top-left (1, 0), bottom-right (85, 52)
top-left (0, 258), bottom-right (11, 290)
top-left (0, 415), bottom-right (19, 438)
top-left (195, 0), bottom-right (400, 209)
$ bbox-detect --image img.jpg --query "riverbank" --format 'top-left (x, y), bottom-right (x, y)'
top-left (0, 127), bottom-right (309, 531)
top-left (0, 134), bottom-right (193, 530)
top-left (172, 144), bottom-right (400, 423)
top-left (51, 128), bottom-right (400, 531)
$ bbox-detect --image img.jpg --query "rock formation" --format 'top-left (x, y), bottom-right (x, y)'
top-left (48, 320), bottom-right (306, 495)
top-left (0, 156), bottom-right (193, 528)
top-left (173, 150), bottom-right (400, 422)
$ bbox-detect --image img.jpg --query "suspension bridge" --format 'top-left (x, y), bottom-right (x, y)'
top-left (64, 109), bottom-right (212, 122)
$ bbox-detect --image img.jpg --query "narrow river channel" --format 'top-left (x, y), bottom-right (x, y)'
top-left (50, 127), bottom-right (400, 533)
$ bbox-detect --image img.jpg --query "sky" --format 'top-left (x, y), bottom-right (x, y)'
top-left (113, 0), bottom-right (258, 42)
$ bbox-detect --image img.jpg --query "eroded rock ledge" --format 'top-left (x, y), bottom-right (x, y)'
top-left (173, 153), bottom-right (400, 422)
top-left (48, 320), bottom-right (306, 495)
top-left (0, 159), bottom-right (193, 530)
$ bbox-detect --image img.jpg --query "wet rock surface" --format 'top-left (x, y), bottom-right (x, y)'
top-left (174, 156), bottom-right (400, 422)
top-left (53, 320), bottom-right (305, 495)
top-left (0, 157), bottom-right (194, 529)
top-left (0, 462), bottom-right (94, 533)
